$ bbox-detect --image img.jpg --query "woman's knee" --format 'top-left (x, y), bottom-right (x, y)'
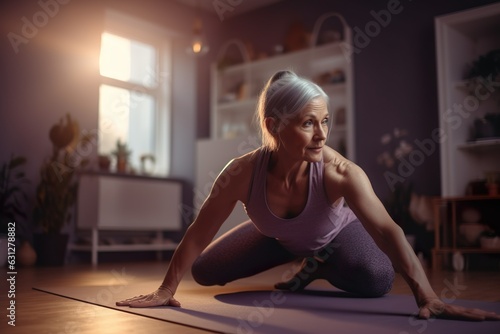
top-left (357, 262), bottom-right (395, 297)
top-left (191, 256), bottom-right (226, 286)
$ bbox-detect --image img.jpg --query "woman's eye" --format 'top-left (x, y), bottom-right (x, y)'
top-left (303, 120), bottom-right (313, 127)
top-left (322, 118), bottom-right (329, 125)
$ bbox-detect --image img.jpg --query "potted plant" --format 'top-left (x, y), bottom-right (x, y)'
top-left (112, 139), bottom-right (131, 173)
top-left (466, 49), bottom-right (500, 83)
top-left (466, 48), bottom-right (500, 104)
top-left (0, 155), bottom-right (30, 266)
top-left (33, 114), bottom-right (93, 266)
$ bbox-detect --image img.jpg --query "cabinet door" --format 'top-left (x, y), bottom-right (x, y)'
top-left (77, 174), bottom-right (183, 231)
top-left (98, 177), bottom-right (182, 230)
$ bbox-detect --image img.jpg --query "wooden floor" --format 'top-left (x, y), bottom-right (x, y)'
top-left (2, 259), bottom-right (500, 333)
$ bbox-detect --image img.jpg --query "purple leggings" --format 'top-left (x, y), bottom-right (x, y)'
top-left (191, 220), bottom-right (394, 297)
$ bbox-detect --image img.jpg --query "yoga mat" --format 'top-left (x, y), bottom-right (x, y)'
top-left (34, 281), bottom-right (500, 334)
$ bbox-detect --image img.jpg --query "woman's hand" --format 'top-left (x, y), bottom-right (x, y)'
top-left (418, 298), bottom-right (500, 321)
top-left (116, 286), bottom-right (181, 308)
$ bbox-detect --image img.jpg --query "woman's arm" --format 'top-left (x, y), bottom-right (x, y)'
top-left (337, 162), bottom-right (500, 320)
top-left (116, 158), bottom-right (248, 308)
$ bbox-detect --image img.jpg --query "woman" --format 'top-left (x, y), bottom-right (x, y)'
top-left (117, 70), bottom-right (499, 321)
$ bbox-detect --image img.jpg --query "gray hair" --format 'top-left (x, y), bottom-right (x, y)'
top-left (256, 70), bottom-right (329, 151)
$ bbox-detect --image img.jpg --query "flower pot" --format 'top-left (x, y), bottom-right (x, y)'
top-left (17, 240), bottom-right (37, 266)
top-left (116, 157), bottom-right (127, 173)
top-left (98, 155), bottom-right (111, 171)
top-left (34, 233), bottom-right (69, 266)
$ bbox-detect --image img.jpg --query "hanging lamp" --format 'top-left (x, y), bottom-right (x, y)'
top-left (186, 2), bottom-right (209, 56)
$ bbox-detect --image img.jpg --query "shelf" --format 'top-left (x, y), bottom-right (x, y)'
top-left (75, 174), bottom-right (185, 265)
top-left (434, 247), bottom-right (500, 253)
top-left (458, 138), bottom-right (500, 151)
top-left (218, 41), bottom-right (348, 74)
top-left (321, 82), bottom-right (346, 94)
top-left (434, 195), bottom-right (500, 201)
top-left (432, 193), bottom-right (500, 270)
top-left (211, 34), bottom-right (355, 160)
top-left (217, 98), bottom-right (257, 112)
top-left (435, 3), bottom-right (500, 197)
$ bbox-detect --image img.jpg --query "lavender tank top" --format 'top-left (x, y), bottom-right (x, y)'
top-left (244, 149), bottom-right (357, 256)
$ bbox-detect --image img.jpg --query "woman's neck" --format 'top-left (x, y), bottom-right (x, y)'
top-left (267, 150), bottom-right (309, 187)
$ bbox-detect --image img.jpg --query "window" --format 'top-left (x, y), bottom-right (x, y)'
top-left (98, 11), bottom-right (171, 175)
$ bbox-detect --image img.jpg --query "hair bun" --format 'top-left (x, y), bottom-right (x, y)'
top-left (269, 70), bottom-right (296, 84)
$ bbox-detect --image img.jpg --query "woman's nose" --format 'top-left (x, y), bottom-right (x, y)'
top-left (315, 124), bottom-right (327, 140)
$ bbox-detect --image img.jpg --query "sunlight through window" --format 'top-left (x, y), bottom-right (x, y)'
top-left (99, 32), bottom-right (131, 82)
top-left (98, 23), bottom-right (169, 175)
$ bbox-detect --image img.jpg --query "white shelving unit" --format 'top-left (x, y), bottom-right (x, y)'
top-left (72, 172), bottom-right (184, 265)
top-left (435, 3), bottom-right (500, 197)
top-left (210, 17), bottom-right (355, 161)
top-left (434, 3), bottom-right (500, 271)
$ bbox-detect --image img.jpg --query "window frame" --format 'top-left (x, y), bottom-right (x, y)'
top-left (99, 9), bottom-right (172, 176)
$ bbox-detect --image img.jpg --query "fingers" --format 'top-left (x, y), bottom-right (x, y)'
top-left (444, 305), bottom-right (498, 321)
top-left (128, 296), bottom-right (181, 308)
top-left (462, 308), bottom-right (500, 321)
top-left (129, 299), bottom-right (165, 308)
top-left (116, 290), bottom-right (180, 308)
top-left (418, 307), bottom-right (431, 319)
top-left (486, 312), bottom-right (500, 321)
top-left (168, 297), bottom-right (181, 307)
top-left (115, 294), bottom-right (146, 306)
top-left (420, 303), bottom-right (500, 321)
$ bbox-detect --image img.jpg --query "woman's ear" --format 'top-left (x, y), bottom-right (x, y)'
top-left (265, 117), bottom-right (277, 135)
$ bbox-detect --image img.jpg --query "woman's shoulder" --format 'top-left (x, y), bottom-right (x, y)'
top-left (322, 146), bottom-right (364, 180)
top-left (217, 148), bottom-right (263, 203)
top-left (220, 147), bottom-right (263, 180)
top-left (322, 146), bottom-right (369, 201)
top-left (229, 147), bottom-right (262, 168)
top-left (323, 147), bottom-right (366, 190)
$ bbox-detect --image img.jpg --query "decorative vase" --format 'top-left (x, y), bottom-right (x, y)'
top-left (98, 155), bottom-right (111, 171)
top-left (17, 240), bottom-right (37, 266)
top-left (116, 156), bottom-right (127, 173)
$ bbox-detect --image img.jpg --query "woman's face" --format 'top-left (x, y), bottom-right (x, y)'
top-left (277, 97), bottom-right (329, 162)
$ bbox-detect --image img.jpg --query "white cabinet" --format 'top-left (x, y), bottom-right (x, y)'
top-left (435, 3), bottom-right (500, 197)
top-left (72, 172), bottom-right (185, 265)
top-left (210, 39), bottom-right (355, 161)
